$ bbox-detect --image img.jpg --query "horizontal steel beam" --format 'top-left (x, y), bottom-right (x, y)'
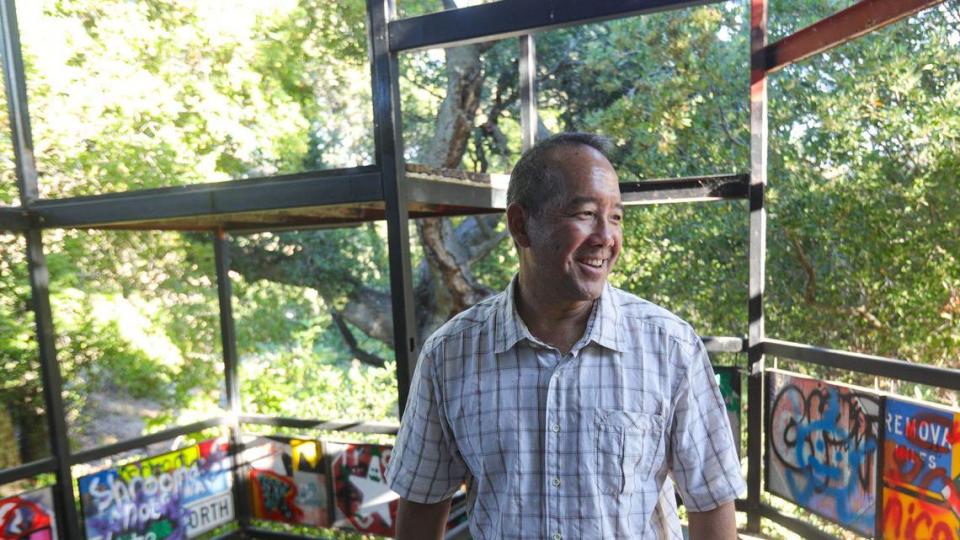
top-left (19, 171), bottom-right (746, 231)
top-left (29, 167), bottom-right (383, 230)
top-left (762, 338), bottom-right (960, 392)
top-left (239, 414), bottom-right (399, 435)
top-left (702, 335), bottom-right (747, 353)
top-left (0, 458), bottom-right (56, 486)
top-left (621, 173), bottom-right (748, 205)
top-left (69, 416), bottom-right (228, 465)
top-left (389, 0), bottom-right (718, 52)
top-left (762, 0), bottom-right (944, 73)
top-left (0, 206), bottom-right (28, 231)
top-left (242, 528), bottom-right (305, 540)
top-left (407, 176), bottom-right (506, 212)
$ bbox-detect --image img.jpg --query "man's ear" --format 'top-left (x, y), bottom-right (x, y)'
top-left (506, 203), bottom-right (532, 248)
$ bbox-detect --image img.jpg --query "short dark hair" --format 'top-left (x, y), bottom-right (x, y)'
top-left (507, 132), bottom-right (613, 217)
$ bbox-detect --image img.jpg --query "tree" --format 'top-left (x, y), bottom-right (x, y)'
top-left (2, 0), bottom-right (958, 467)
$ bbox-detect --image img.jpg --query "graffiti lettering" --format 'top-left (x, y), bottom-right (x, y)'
top-left (0, 488), bottom-right (57, 540)
top-left (884, 489), bottom-right (959, 540)
top-left (247, 438), bottom-right (328, 527)
top-left (0, 499), bottom-right (52, 538)
top-left (254, 472), bottom-right (301, 522)
top-left (767, 374), bottom-right (879, 536)
top-left (78, 438), bottom-right (233, 540)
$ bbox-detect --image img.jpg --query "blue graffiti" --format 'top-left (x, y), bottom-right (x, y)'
top-left (771, 380), bottom-right (880, 536)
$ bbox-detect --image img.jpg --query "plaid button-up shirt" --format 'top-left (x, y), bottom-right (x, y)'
top-left (387, 279), bottom-right (744, 539)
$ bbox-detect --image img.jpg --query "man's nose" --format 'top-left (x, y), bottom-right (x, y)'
top-left (591, 217), bottom-right (617, 246)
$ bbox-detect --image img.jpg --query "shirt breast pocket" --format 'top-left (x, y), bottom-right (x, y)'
top-left (595, 409), bottom-right (665, 495)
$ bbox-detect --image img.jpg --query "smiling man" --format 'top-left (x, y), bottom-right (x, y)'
top-left (386, 133), bottom-right (744, 539)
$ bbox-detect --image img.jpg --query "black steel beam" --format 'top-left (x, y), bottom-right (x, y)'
top-left (518, 33), bottom-right (538, 151)
top-left (759, 503), bottom-right (835, 540)
top-left (213, 230), bottom-right (250, 528)
top-left (69, 416), bottom-right (228, 465)
top-left (239, 414), bottom-right (399, 435)
top-left (22, 229), bottom-right (78, 539)
top-left (369, 0), bottom-right (419, 417)
top-left (29, 167), bottom-right (383, 229)
top-left (0, 206), bottom-right (28, 231)
top-left (214, 231), bottom-right (241, 418)
top-left (746, 0), bottom-right (768, 532)
top-left (2, 0), bottom-right (81, 535)
top-left (620, 174), bottom-right (748, 205)
top-left (0, 0), bottom-right (37, 204)
top-left (0, 458), bottom-right (56, 486)
top-left (762, 338), bottom-right (960, 392)
top-left (243, 527), bottom-right (312, 540)
top-left (389, 0), bottom-right (718, 53)
top-left (701, 335), bottom-right (747, 353)
top-left (407, 175), bottom-right (507, 210)
top-left (762, 0), bottom-right (944, 74)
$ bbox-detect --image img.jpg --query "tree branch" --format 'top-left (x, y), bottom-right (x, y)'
top-left (330, 310), bottom-right (387, 367)
top-left (784, 227), bottom-right (817, 303)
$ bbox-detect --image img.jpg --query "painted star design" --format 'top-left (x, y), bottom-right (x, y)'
top-left (348, 460), bottom-right (399, 527)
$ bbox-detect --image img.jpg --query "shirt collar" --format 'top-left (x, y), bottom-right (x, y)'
top-left (493, 276), bottom-right (623, 354)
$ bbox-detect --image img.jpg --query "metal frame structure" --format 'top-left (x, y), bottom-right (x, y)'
top-left (0, 0), bottom-right (956, 538)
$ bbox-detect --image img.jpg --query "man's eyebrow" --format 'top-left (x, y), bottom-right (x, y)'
top-left (563, 196), bottom-right (599, 208)
top-left (563, 197), bottom-right (625, 212)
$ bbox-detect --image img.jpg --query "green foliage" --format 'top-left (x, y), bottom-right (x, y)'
top-left (765, 6), bottom-right (960, 372)
top-left (536, 4), bottom-right (748, 179)
top-left (2, 0), bottom-right (958, 481)
top-left (231, 259), bottom-right (398, 422)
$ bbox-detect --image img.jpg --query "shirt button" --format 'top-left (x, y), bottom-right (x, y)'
top-left (553, 533), bottom-right (562, 540)
top-left (552, 423), bottom-right (560, 432)
top-left (552, 477), bottom-right (561, 487)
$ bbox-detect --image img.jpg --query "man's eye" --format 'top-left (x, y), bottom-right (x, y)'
top-left (611, 214), bottom-right (623, 224)
top-left (576, 211), bottom-right (595, 218)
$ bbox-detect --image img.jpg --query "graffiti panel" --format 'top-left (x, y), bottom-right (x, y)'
top-left (714, 366), bottom-right (741, 457)
top-left (77, 437), bottom-right (234, 540)
top-left (245, 436), bottom-right (329, 527)
top-left (0, 487), bottom-right (58, 540)
top-left (883, 488), bottom-right (959, 540)
top-left (766, 371), bottom-right (880, 536)
top-left (881, 397), bottom-right (960, 540)
top-left (327, 442), bottom-right (398, 537)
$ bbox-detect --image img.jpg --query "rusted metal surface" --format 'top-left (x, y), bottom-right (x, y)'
top-left (764, 0), bottom-right (945, 72)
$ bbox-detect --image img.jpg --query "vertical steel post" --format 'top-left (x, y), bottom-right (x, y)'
top-left (518, 33), bottom-right (538, 151)
top-left (746, 0), bottom-right (768, 532)
top-left (367, 0), bottom-right (419, 417)
top-left (213, 229), bottom-right (250, 529)
top-left (0, 0), bottom-right (80, 537)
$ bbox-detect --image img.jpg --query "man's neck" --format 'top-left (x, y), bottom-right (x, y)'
top-left (514, 279), bottom-right (596, 354)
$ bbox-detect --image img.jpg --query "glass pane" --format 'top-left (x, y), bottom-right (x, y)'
top-left (400, 39), bottom-right (522, 174)
top-left (536, 3), bottom-right (749, 180)
top-left (397, 0), bottom-right (501, 19)
top-left (614, 203), bottom-right (747, 338)
top-left (0, 54), bottom-right (16, 206)
top-left (767, 9), bottom-right (960, 382)
top-left (233, 225), bottom-right (398, 422)
top-left (46, 230), bottom-right (224, 452)
top-left (768, 0), bottom-right (860, 42)
top-left (18, 0), bottom-right (374, 199)
top-left (0, 233), bottom-right (51, 467)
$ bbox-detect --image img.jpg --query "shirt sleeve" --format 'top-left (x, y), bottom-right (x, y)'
top-left (386, 344), bottom-right (468, 503)
top-left (668, 337), bottom-right (746, 512)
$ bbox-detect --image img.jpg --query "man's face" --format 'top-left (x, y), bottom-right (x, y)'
top-left (521, 145), bottom-right (623, 304)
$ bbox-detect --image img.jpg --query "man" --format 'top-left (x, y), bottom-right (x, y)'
top-left (386, 133), bottom-right (744, 539)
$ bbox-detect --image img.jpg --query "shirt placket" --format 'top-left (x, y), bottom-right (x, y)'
top-left (545, 350), bottom-right (571, 540)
